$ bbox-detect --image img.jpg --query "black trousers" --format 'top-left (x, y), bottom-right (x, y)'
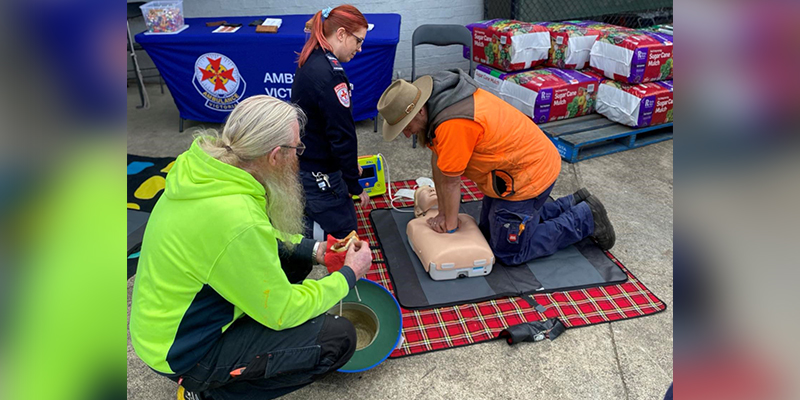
top-left (163, 261), bottom-right (355, 400)
top-left (300, 170), bottom-right (358, 240)
top-left (165, 314), bottom-right (356, 400)
top-left (158, 239), bottom-right (355, 399)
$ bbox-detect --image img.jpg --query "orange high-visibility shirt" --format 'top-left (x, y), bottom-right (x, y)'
top-left (430, 89), bottom-right (561, 200)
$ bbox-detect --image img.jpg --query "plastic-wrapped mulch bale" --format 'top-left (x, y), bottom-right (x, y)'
top-left (646, 24), bottom-right (673, 35)
top-left (594, 78), bottom-right (673, 127)
top-left (467, 19), bottom-right (550, 72)
top-left (590, 30), bottom-right (673, 84)
top-left (474, 65), bottom-right (600, 124)
top-left (536, 21), bottom-right (602, 70)
top-left (580, 21), bottom-right (634, 35)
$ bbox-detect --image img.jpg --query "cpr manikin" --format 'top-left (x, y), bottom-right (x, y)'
top-left (406, 186), bottom-right (495, 281)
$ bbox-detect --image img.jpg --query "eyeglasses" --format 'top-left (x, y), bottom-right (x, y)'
top-left (346, 31), bottom-right (364, 47)
top-left (280, 142), bottom-right (305, 156)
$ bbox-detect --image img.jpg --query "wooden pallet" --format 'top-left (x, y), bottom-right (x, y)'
top-left (540, 114), bottom-right (673, 163)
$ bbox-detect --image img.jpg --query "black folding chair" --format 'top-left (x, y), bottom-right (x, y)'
top-left (409, 24), bottom-right (474, 147)
top-left (128, 1), bottom-right (164, 109)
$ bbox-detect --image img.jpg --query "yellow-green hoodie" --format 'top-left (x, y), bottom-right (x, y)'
top-left (130, 140), bottom-right (354, 375)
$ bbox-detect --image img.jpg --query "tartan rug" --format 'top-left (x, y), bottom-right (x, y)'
top-left (359, 177), bottom-right (666, 358)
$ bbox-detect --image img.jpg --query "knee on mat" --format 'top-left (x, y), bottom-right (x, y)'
top-left (495, 251), bottom-right (528, 266)
top-left (319, 314), bottom-right (357, 371)
top-left (491, 237), bottom-right (533, 265)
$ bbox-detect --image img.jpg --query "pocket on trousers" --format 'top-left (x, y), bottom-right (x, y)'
top-left (264, 345), bottom-right (322, 379)
top-left (305, 188), bottom-right (341, 212)
top-left (491, 209), bottom-right (531, 256)
top-left (304, 176), bottom-right (349, 215)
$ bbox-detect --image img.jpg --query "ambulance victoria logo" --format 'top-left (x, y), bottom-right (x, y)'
top-left (193, 53), bottom-right (247, 111)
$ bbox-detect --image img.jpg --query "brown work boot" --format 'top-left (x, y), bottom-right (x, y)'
top-left (585, 195), bottom-right (616, 250)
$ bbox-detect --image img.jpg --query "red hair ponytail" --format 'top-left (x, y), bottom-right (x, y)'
top-left (297, 5), bottom-right (368, 68)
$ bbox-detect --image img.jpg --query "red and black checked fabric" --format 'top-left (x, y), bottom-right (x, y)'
top-left (359, 177), bottom-right (666, 358)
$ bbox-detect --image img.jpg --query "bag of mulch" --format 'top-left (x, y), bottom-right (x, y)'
top-left (474, 65), bottom-right (600, 124)
top-left (579, 21), bottom-right (635, 36)
top-left (467, 19), bottom-right (550, 72)
top-left (536, 21), bottom-right (602, 70)
top-left (646, 24), bottom-right (673, 35)
top-left (589, 29), bottom-right (673, 84)
top-left (594, 78), bottom-right (673, 127)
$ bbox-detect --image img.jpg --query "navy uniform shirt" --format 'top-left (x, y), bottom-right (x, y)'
top-left (291, 48), bottom-right (363, 196)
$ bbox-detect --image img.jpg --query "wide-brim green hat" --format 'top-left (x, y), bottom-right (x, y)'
top-left (329, 279), bottom-right (402, 372)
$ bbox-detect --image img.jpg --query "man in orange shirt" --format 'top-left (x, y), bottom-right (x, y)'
top-left (377, 69), bottom-right (615, 265)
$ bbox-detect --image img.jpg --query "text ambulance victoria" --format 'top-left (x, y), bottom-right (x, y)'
top-left (263, 72), bottom-right (294, 100)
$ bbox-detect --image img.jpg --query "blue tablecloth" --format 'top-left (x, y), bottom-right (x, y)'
top-left (135, 14), bottom-right (401, 123)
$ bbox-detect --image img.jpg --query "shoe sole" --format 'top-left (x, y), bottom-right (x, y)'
top-left (574, 188), bottom-right (591, 204)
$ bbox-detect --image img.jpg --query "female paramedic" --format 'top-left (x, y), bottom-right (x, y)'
top-left (291, 5), bottom-right (370, 240)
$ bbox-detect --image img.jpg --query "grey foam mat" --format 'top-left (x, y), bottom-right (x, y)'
top-left (370, 202), bottom-right (628, 309)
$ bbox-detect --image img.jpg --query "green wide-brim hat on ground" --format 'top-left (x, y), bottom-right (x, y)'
top-left (329, 279), bottom-right (402, 372)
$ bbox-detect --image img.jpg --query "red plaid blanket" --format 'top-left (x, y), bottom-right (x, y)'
top-left (358, 177), bottom-right (666, 358)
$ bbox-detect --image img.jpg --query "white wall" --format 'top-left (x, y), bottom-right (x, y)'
top-left (129, 0), bottom-right (483, 80)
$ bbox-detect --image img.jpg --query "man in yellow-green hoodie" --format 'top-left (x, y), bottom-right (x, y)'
top-left (130, 95), bottom-right (373, 400)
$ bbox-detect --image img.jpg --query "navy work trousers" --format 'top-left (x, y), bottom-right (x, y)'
top-left (479, 183), bottom-right (594, 265)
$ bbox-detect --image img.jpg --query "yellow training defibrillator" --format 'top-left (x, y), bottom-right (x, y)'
top-left (353, 154), bottom-right (387, 198)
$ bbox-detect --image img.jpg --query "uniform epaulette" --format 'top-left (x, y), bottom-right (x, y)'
top-left (325, 52), bottom-right (344, 71)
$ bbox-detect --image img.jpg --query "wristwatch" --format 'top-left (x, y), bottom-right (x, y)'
top-left (312, 241), bottom-right (322, 264)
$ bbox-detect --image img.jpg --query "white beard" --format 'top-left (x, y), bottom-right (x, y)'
top-left (256, 157), bottom-right (306, 245)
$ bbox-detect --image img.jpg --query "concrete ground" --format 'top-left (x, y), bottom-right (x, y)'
top-left (127, 84), bottom-right (673, 400)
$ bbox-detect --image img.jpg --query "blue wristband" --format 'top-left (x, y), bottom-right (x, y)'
top-left (446, 228), bottom-right (458, 234)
